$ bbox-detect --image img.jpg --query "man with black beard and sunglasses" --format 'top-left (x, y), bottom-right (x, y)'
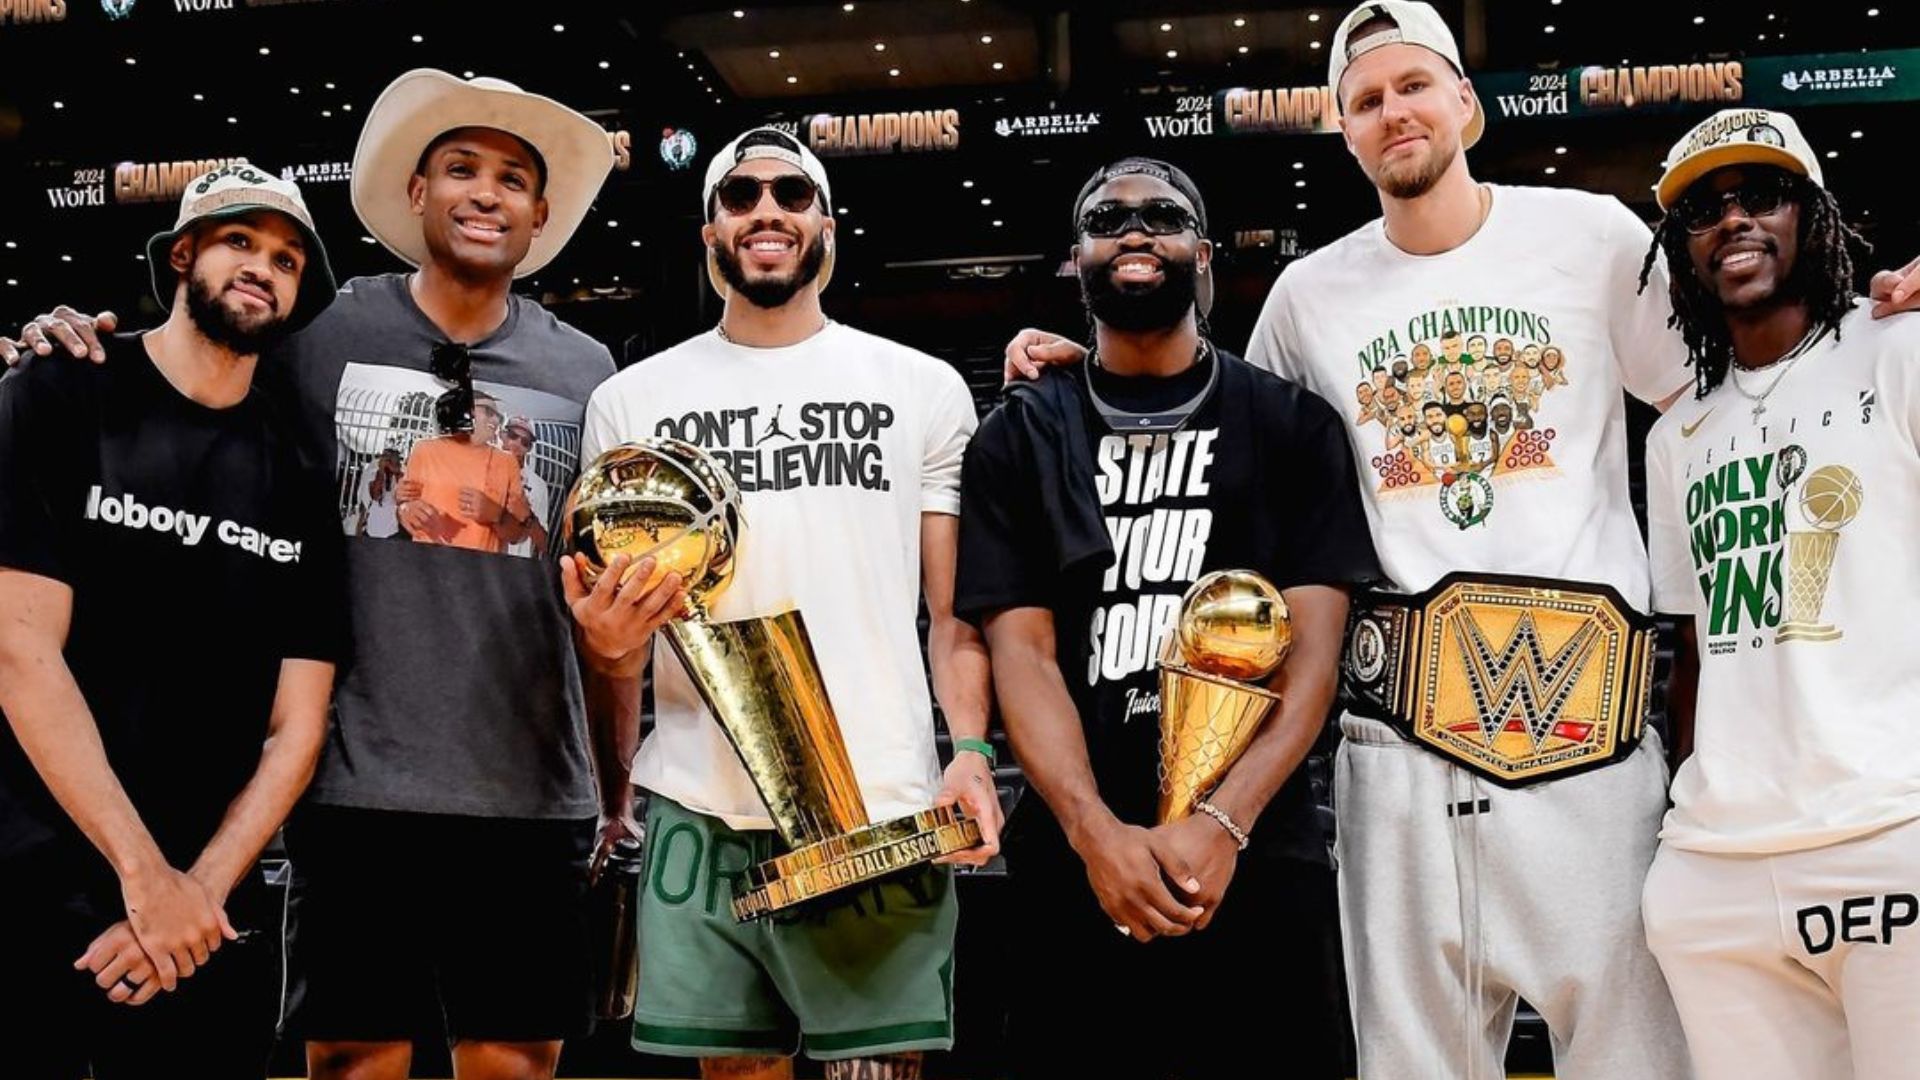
top-left (571, 127), bottom-right (1003, 1080)
top-left (953, 158), bottom-right (1380, 1078)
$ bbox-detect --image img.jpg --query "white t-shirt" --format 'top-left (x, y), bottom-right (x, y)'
top-left (362, 470), bottom-right (399, 538)
top-left (1247, 185), bottom-right (1691, 604)
top-left (582, 321), bottom-right (976, 830)
top-left (507, 471), bottom-right (550, 558)
top-left (1647, 304), bottom-right (1920, 854)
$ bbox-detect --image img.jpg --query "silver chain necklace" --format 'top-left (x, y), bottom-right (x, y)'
top-left (1727, 322), bottom-right (1828, 421)
top-left (716, 317), bottom-right (829, 345)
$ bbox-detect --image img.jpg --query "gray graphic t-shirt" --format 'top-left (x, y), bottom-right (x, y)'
top-left (265, 273), bottom-right (615, 819)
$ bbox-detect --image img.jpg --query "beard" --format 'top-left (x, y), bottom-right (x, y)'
top-left (185, 267), bottom-right (288, 356)
top-left (1376, 129), bottom-right (1460, 200)
top-left (715, 228), bottom-right (828, 309)
top-left (1080, 251), bottom-right (1199, 333)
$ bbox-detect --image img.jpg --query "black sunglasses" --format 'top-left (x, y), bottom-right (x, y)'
top-left (1078, 199), bottom-right (1198, 239)
top-left (1675, 172), bottom-right (1799, 235)
top-left (715, 174), bottom-right (819, 216)
top-left (431, 342), bottom-right (475, 435)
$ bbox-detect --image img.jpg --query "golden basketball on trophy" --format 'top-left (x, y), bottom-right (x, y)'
top-left (563, 438), bottom-right (743, 595)
top-left (563, 438), bottom-right (982, 921)
top-left (1779, 463), bottom-right (1864, 644)
top-left (1157, 570), bottom-right (1292, 824)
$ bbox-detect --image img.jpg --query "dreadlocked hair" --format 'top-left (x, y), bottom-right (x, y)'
top-left (1637, 178), bottom-right (1871, 400)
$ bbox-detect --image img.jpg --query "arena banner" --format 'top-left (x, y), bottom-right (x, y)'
top-left (40, 154), bottom-right (251, 211)
top-left (1477, 48), bottom-right (1920, 121)
top-left (803, 108), bottom-right (962, 157)
top-left (1191, 49), bottom-right (1920, 137)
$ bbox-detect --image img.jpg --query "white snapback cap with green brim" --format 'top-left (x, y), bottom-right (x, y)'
top-left (350, 69), bottom-right (615, 279)
top-left (1655, 108), bottom-right (1824, 210)
top-left (145, 163), bottom-right (337, 332)
top-left (700, 126), bottom-right (836, 298)
top-left (1327, 0), bottom-right (1484, 150)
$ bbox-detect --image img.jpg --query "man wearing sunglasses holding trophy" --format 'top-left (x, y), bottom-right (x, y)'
top-left (955, 157), bottom-right (1380, 1078)
top-left (569, 127), bottom-right (1003, 1080)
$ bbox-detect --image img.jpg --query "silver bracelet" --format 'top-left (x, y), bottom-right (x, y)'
top-left (1193, 798), bottom-right (1250, 852)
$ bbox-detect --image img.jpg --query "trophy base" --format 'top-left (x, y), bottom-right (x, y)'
top-left (1777, 622), bottom-right (1842, 643)
top-left (731, 805), bottom-right (982, 921)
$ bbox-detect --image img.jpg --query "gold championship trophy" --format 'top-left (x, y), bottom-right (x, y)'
top-left (1778, 463), bottom-right (1864, 644)
top-left (564, 439), bottom-right (981, 921)
top-left (1158, 571), bottom-right (1292, 823)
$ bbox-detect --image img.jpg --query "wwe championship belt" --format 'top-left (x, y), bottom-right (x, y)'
top-left (1341, 573), bottom-right (1657, 787)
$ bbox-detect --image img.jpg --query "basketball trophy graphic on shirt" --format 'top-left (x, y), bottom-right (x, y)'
top-left (564, 439), bottom-right (981, 920)
top-left (1778, 462), bottom-right (1864, 644)
top-left (1156, 571), bottom-right (1292, 823)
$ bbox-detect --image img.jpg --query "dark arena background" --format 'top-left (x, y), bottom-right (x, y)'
top-left (2, 1), bottom-right (1916, 1076)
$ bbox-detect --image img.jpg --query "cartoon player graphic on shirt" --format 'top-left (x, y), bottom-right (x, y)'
top-left (1541, 346), bottom-right (1570, 392)
top-left (1354, 314), bottom-right (1566, 524)
top-left (1387, 401), bottom-right (1425, 457)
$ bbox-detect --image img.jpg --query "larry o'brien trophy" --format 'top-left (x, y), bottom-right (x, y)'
top-left (1778, 460), bottom-right (1864, 644)
top-left (563, 438), bottom-right (982, 921)
top-left (1157, 570), bottom-right (1292, 824)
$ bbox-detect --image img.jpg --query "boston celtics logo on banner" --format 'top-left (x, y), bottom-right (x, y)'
top-left (659, 127), bottom-right (698, 171)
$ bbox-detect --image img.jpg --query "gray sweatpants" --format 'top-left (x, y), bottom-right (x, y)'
top-left (1333, 714), bottom-right (1692, 1080)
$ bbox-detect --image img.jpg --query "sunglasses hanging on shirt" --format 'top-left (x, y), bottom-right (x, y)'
top-left (431, 341), bottom-right (475, 436)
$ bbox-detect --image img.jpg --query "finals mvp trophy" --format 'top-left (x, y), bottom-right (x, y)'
top-left (1158, 571), bottom-right (1292, 824)
top-left (564, 439), bottom-right (982, 921)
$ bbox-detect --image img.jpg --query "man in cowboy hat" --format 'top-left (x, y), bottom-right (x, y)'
top-left (1, 71), bottom-right (629, 1080)
top-left (566, 125), bottom-right (1003, 1080)
top-left (0, 165), bottom-right (343, 1078)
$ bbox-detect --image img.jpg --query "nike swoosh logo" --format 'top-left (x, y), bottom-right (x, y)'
top-left (1681, 409), bottom-right (1714, 438)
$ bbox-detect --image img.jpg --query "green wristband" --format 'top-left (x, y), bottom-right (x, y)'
top-left (954, 737), bottom-right (997, 767)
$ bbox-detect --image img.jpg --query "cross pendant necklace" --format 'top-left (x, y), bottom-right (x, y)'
top-left (1729, 322), bottom-right (1827, 422)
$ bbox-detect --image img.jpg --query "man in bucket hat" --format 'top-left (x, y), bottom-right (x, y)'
top-left (3, 71), bottom-right (627, 1080)
top-left (567, 125), bottom-right (1003, 1080)
top-left (0, 165), bottom-right (344, 1078)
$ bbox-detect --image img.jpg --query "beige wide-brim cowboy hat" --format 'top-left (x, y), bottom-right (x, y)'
top-left (351, 69), bottom-right (614, 279)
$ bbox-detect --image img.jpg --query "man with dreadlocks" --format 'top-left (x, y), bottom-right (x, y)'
top-left (1639, 109), bottom-right (1920, 1080)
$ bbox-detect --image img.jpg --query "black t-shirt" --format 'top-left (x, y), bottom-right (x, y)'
top-left (0, 334), bottom-right (345, 903)
top-left (956, 349), bottom-right (1380, 865)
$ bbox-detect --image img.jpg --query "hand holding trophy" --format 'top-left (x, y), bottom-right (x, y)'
top-left (1158, 570), bottom-right (1293, 827)
top-left (564, 438), bottom-right (983, 921)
